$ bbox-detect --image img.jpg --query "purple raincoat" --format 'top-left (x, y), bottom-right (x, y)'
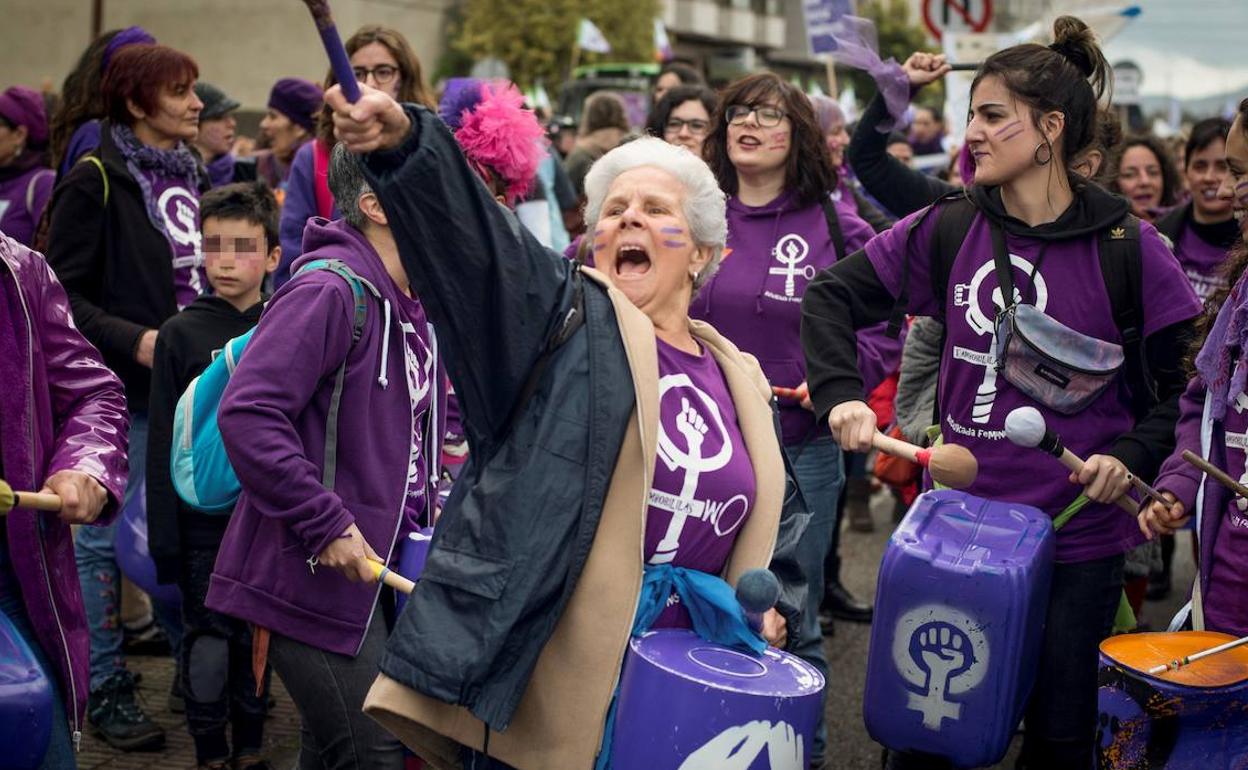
top-left (0, 232), bottom-right (129, 741)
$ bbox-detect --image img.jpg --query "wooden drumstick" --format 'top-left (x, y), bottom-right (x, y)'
top-left (1181, 450), bottom-right (1248, 500)
top-left (1003, 407), bottom-right (1138, 515)
top-left (0, 479), bottom-right (61, 515)
top-left (1147, 633), bottom-right (1248, 676)
top-left (367, 560), bottom-right (415, 595)
top-left (871, 431), bottom-right (978, 489)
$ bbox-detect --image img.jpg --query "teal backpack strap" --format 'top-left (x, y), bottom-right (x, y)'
top-left (293, 259), bottom-right (383, 490)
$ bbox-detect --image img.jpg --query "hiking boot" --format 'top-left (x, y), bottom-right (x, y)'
top-left (88, 670), bottom-right (166, 751)
top-left (844, 477), bottom-right (875, 532)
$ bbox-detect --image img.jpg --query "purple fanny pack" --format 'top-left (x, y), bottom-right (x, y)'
top-left (994, 303), bottom-right (1124, 415)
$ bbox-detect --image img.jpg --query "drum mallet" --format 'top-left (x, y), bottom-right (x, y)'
top-left (1003, 407), bottom-right (1139, 515)
top-left (1181, 450), bottom-right (1248, 501)
top-left (299, 0), bottom-right (362, 102)
top-left (872, 431), bottom-right (978, 490)
top-left (367, 560), bottom-right (416, 595)
top-left (736, 569), bottom-right (781, 632)
top-left (0, 479), bottom-right (61, 515)
top-left (1147, 633), bottom-right (1248, 676)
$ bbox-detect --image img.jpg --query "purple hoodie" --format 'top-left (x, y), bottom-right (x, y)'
top-left (275, 140), bottom-right (340, 288)
top-left (689, 189), bottom-right (897, 444)
top-left (0, 166), bottom-right (54, 247)
top-left (207, 218), bottom-right (445, 655)
top-left (0, 233), bottom-right (129, 739)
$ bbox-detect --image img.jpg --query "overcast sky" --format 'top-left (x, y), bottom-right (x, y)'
top-left (1100, 0), bottom-right (1248, 99)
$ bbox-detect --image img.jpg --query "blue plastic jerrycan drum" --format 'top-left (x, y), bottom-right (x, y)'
top-left (0, 604), bottom-right (53, 769)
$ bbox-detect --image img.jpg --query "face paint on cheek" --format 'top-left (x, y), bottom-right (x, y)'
top-left (662, 240), bottom-right (688, 249)
top-left (1236, 181), bottom-right (1248, 205)
top-left (995, 121), bottom-right (1025, 142)
top-left (593, 242), bottom-right (607, 252)
top-left (767, 131), bottom-right (790, 151)
top-left (659, 227), bottom-right (685, 235)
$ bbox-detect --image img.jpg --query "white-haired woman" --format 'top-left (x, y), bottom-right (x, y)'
top-left (318, 84), bottom-right (809, 769)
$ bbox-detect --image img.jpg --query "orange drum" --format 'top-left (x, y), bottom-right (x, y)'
top-left (1097, 631), bottom-right (1248, 769)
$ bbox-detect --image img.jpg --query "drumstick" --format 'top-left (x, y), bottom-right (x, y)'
top-left (1004, 407), bottom-right (1138, 515)
top-left (1147, 633), bottom-right (1248, 676)
top-left (872, 431), bottom-right (977, 489)
top-left (947, 62), bottom-right (982, 71)
top-left (299, 0), bottom-right (362, 103)
top-left (771, 384), bottom-right (808, 402)
top-left (1182, 450), bottom-right (1248, 500)
top-left (0, 479), bottom-right (61, 515)
top-left (367, 559), bottom-right (416, 595)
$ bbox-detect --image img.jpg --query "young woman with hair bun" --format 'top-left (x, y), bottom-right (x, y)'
top-left (803, 17), bottom-right (1203, 768)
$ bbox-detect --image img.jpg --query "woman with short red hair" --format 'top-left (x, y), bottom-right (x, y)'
top-left (44, 42), bottom-right (208, 752)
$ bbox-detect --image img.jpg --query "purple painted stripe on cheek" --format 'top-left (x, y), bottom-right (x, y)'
top-left (663, 240), bottom-right (688, 248)
top-left (993, 120), bottom-right (1022, 137)
top-left (997, 127), bottom-right (1025, 143)
top-left (593, 242), bottom-right (606, 251)
top-left (660, 227), bottom-right (685, 235)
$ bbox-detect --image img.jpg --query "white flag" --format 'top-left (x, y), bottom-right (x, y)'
top-left (577, 18), bottom-right (612, 54)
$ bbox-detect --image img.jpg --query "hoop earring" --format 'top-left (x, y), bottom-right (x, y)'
top-left (1033, 142), bottom-right (1053, 167)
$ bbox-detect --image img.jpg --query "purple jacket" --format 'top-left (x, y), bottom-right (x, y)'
top-left (0, 233), bottom-right (128, 737)
top-left (275, 141), bottom-right (340, 288)
top-left (689, 190), bottom-right (900, 444)
top-left (0, 165), bottom-right (55, 247)
top-left (1154, 375), bottom-right (1229, 607)
top-left (207, 218), bottom-right (445, 656)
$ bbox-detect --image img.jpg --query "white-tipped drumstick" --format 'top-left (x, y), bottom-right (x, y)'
top-left (1003, 407), bottom-right (1138, 515)
top-left (1147, 633), bottom-right (1248, 676)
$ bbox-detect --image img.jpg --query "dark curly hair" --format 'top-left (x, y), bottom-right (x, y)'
top-left (703, 72), bottom-right (836, 207)
top-left (1110, 134), bottom-right (1182, 208)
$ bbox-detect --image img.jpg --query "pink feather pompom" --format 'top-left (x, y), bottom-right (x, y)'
top-left (454, 81), bottom-right (549, 206)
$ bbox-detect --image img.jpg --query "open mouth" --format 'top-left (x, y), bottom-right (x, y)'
top-left (1199, 188), bottom-right (1220, 201)
top-left (737, 135), bottom-right (762, 149)
top-left (615, 244), bottom-right (652, 278)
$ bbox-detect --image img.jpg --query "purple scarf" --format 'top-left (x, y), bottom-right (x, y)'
top-left (1195, 266), bottom-right (1248, 420)
top-left (110, 123), bottom-right (200, 236)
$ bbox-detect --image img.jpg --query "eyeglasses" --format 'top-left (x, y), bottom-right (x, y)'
top-left (352, 65), bottom-right (400, 85)
top-left (665, 118), bottom-right (710, 135)
top-left (725, 104), bottom-right (786, 128)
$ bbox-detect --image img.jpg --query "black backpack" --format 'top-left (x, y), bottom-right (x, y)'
top-left (888, 190), bottom-right (1156, 419)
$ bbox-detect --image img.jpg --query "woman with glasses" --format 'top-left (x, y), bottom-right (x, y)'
top-left (275, 25), bottom-right (435, 287)
top-left (645, 85), bottom-right (716, 158)
top-left (693, 71), bottom-right (893, 770)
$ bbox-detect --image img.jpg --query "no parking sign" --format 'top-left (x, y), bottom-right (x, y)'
top-left (922, 0), bottom-right (993, 42)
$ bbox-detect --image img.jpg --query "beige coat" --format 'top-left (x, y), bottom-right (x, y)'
top-left (363, 268), bottom-right (787, 769)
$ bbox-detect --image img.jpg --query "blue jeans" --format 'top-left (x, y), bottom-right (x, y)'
top-left (784, 437), bottom-right (845, 760)
top-left (75, 411), bottom-right (182, 691)
top-left (0, 582), bottom-right (77, 769)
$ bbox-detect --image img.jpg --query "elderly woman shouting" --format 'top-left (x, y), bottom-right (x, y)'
top-left (321, 85), bottom-right (808, 769)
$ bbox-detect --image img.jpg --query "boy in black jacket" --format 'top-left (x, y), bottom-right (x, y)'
top-left (146, 182), bottom-right (279, 770)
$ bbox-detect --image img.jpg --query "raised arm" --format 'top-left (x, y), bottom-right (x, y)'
top-left (329, 84), bottom-right (577, 448)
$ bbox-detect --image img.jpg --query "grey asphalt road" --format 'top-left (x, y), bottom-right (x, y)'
top-left (818, 489), bottom-right (1196, 770)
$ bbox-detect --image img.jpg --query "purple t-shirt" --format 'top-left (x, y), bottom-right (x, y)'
top-left (866, 208), bottom-right (1202, 562)
top-left (688, 190), bottom-right (878, 444)
top-left (646, 338), bottom-right (756, 628)
top-left (139, 168), bottom-right (205, 309)
top-left (1204, 399), bottom-right (1248, 637)
top-left (0, 167), bottom-right (54, 247)
top-left (1176, 224), bottom-right (1232, 302)
top-left (394, 290), bottom-right (436, 537)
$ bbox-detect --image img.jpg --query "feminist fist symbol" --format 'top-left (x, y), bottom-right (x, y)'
top-left (908, 622), bottom-right (972, 730)
top-left (676, 397), bottom-right (708, 453)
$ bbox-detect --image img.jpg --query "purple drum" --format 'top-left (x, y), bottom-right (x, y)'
top-left (395, 527), bottom-right (433, 615)
top-left (609, 628), bottom-right (824, 769)
top-left (864, 490), bottom-right (1055, 768)
top-left (114, 481), bottom-right (182, 607)
top-left (1097, 631), bottom-right (1248, 769)
top-left (0, 606), bottom-right (53, 770)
